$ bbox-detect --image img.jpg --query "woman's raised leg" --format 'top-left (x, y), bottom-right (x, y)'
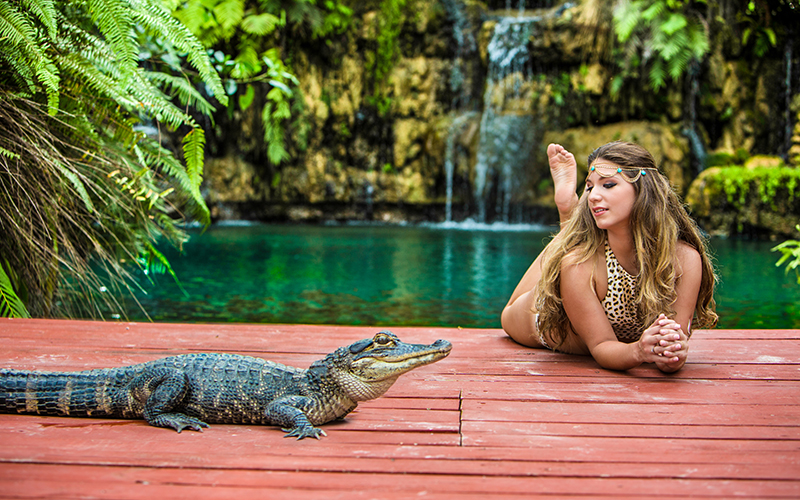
top-left (501, 144), bottom-right (580, 347)
top-left (547, 143), bottom-right (579, 224)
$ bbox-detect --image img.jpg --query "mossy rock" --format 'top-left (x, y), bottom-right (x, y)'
top-left (686, 165), bottom-right (800, 237)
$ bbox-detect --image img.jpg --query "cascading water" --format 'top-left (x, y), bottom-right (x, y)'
top-left (442, 0), bottom-right (477, 110)
top-left (473, 14), bottom-right (539, 223)
top-left (444, 112), bottom-right (477, 223)
top-left (684, 60), bottom-right (707, 174)
top-left (785, 39), bottom-right (794, 158)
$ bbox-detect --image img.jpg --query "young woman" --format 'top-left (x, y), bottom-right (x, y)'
top-left (501, 141), bottom-right (717, 372)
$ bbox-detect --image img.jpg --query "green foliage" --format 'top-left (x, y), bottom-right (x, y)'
top-left (773, 226), bottom-right (800, 285)
top-left (612, 0), bottom-right (709, 92)
top-left (170, 0), bottom-right (352, 164)
top-left (703, 165), bottom-right (800, 211)
top-left (738, 0), bottom-right (780, 58)
top-left (364, 0), bottom-right (414, 115)
top-left (370, 0), bottom-right (407, 87)
top-left (0, 0), bottom-right (225, 318)
top-left (0, 260), bottom-right (30, 318)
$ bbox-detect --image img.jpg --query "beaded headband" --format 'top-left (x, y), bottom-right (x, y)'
top-left (589, 163), bottom-right (657, 183)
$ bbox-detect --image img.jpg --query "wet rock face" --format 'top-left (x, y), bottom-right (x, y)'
top-left (202, 0), bottom-right (799, 232)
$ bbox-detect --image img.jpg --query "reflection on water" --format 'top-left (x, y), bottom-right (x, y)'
top-left (120, 223), bottom-right (799, 329)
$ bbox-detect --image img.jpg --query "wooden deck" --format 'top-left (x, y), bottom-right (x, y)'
top-left (0, 318), bottom-right (798, 499)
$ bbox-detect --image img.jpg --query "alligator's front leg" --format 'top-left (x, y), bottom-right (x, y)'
top-left (265, 396), bottom-right (326, 439)
top-left (129, 368), bottom-right (209, 432)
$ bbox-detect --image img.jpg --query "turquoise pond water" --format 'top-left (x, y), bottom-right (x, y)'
top-left (122, 223), bottom-right (800, 329)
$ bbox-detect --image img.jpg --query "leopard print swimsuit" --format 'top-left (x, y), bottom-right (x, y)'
top-left (602, 241), bottom-right (645, 342)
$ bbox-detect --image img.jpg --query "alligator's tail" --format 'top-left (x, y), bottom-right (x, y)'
top-left (0, 368), bottom-right (130, 418)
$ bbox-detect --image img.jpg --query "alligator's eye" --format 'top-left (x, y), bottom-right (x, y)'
top-left (373, 332), bottom-right (395, 346)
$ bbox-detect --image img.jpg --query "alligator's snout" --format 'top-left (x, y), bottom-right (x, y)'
top-left (432, 339), bottom-right (452, 351)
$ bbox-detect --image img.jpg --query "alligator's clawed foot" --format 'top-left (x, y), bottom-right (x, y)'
top-left (150, 413), bottom-right (210, 433)
top-left (282, 426), bottom-right (327, 440)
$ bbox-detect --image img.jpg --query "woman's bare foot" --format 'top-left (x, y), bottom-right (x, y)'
top-left (547, 143), bottom-right (579, 224)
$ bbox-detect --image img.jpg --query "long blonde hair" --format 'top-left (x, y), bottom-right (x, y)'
top-left (536, 141), bottom-right (718, 348)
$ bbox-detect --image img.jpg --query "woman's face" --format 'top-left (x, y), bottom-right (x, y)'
top-left (584, 161), bottom-right (637, 231)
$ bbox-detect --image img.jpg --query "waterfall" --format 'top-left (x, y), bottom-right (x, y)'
top-left (442, 0), bottom-right (477, 109)
top-left (683, 60), bottom-right (706, 174)
top-left (444, 112), bottom-right (477, 222)
top-left (785, 39), bottom-right (793, 158)
top-left (473, 14), bottom-right (538, 223)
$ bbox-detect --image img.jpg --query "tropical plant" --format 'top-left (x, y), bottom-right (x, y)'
top-left (0, 0), bottom-right (226, 318)
top-left (612, 0), bottom-right (710, 93)
top-left (773, 226), bottom-right (800, 285)
top-left (364, 0), bottom-right (410, 115)
top-left (736, 0), bottom-right (799, 58)
top-left (166, 0), bottom-right (353, 164)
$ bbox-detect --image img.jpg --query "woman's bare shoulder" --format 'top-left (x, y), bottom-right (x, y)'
top-left (561, 247), bottom-right (601, 275)
top-left (675, 240), bottom-right (702, 274)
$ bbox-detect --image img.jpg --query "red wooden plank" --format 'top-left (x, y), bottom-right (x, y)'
top-left (2, 463), bottom-right (798, 498)
top-left (461, 420), bottom-right (800, 440)
top-left (1, 414), bottom-right (797, 468)
top-left (461, 400), bottom-right (800, 426)
top-left (1, 319), bottom-right (799, 499)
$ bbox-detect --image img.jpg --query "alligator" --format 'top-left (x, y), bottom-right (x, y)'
top-left (0, 331), bottom-right (451, 439)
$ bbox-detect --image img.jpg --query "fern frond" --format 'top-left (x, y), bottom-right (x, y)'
top-left (144, 71), bottom-right (215, 116)
top-left (660, 12), bottom-right (687, 35)
top-left (125, 69), bottom-right (198, 129)
top-left (54, 161), bottom-right (96, 213)
top-left (686, 17), bottom-right (709, 58)
top-left (214, 0), bottom-right (244, 35)
top-left (0, 51), bottom-right (37, 94)
top-left (667, 47), bottom-right (692, 81)
top-left (0, 146), bottom-right (20, 160)
top-left (612, 0), bottom-right (643, 42)
top-left (139, 240), bottom-right (187, 295)
top-left (57, 53), bottom-right (137, 109)
top-left (231, 46), bottom-right (260, 79)
top-left (0, 0), bottom-right (36, 47)
top-left (134, 140), bottom-right (210, 224)
top-left (130, 0), bottom-right (228, 106)
top-left (0, 1), bottom-right (60, 109)
top-left (641, 0), bottom-right (665, 21)
top-left (172, 0), bottom-right (205, 34)
top-left (87, 0), bottom-right (138, 79)
top-left (241, 12), bottom-right (281, 36)
top-left (658, 30), bottom-right (688, 61)
top-left (181, 127), bottom-right (205, 189)
top-left (20, 0), bottom-right (57, 41)
top-left (262, 102), bottom-right (289, 165)
top-left (0, 261), bottom-right (30, 318)
top-left (36, 60), bottom-right (61, 113)
top-left (648, 59), bottom-right (666, 90)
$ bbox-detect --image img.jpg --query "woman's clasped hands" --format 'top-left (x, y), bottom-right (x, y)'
top-left (640, 314), bottom-right (689, 371)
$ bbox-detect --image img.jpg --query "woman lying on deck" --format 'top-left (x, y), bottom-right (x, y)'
top-left (502, 141), bottom-right (718, 372)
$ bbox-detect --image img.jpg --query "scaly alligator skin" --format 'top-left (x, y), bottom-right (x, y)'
top-left (0, 331), bottom-right (451, 439)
